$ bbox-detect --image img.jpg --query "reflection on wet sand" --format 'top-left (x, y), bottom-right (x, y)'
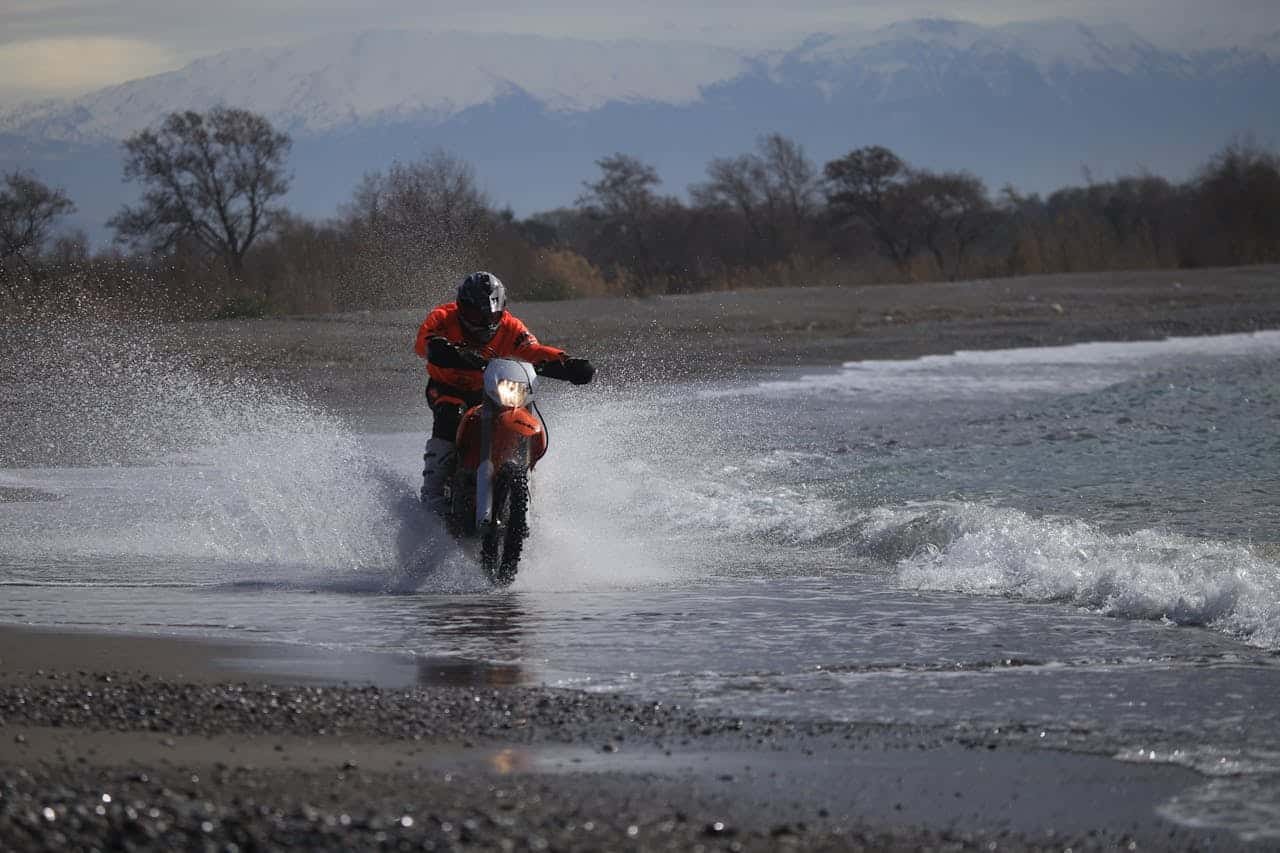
top-left (415, 658), bottom-right (527, 687)
top-left (413, 596), bottom-right (533, 688)
top-left (486, 747), bottom-right (532, 775)
top-left (206, 596), bottom-right (539, 688)
top-left (0, 486), bottom-right (62, 503)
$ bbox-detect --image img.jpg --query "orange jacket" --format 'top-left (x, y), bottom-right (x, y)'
top-left (414, 303), bottom-right (566, 393)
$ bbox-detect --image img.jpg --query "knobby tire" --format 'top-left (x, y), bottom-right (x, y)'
top-left (482, 467), bottom-right (529, 587)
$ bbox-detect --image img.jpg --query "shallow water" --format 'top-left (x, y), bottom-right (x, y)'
top-left (3, 327), bottom-right (1280, 839)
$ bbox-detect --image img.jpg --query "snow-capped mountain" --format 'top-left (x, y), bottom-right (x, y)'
top-left (2, 18), bottom-right (1276, 240)
top-left (0, 30), bottom-right (750, 141)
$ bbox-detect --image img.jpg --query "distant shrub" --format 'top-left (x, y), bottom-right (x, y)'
top-left (523, 277), bottom-right (574, 301)
top-left (530, 248), bottom-right (614, 298)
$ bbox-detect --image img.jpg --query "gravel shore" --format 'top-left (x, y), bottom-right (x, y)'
top-left (0, 628), bottom-right (1237, 852)
top-left (162, 264), bottom-right (1280, 424)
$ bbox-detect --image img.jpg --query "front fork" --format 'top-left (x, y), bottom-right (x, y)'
top-left (476, 402), bottom-right (495, 530)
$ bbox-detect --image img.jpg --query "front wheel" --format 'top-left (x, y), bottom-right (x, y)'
top-left (481, 466), bottom-right (530, 587)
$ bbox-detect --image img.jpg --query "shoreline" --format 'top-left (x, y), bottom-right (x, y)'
top-left (0, 624), bottom-right (1245, 850)
top-left (2, 264), bottom-right (1278, 454)
top-left (183, 263), bottom-right (1280, 420)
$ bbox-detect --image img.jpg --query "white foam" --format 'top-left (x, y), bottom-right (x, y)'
top-left (883, 501), bottom-right (1280, 648)
top-left (1156, 775), bottom-right (1280, 841)
top-left (1117, 744), bottom-right (1280, 778)
top-left (718, 330), bottom-right (1280, 401)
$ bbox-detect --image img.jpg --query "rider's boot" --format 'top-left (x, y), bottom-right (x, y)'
top-left (421, 437), bottom-right (456, 513)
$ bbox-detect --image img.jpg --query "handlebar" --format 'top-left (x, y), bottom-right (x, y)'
top-left (427, 337), bottom-right (593, 385)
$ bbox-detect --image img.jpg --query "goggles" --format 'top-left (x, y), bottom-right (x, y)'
top-left (460, 303), bottom-right (499, 324)
top-left (459, 304), bottom-right (503, 337)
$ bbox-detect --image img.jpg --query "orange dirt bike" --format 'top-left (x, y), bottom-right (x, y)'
top-left (438, 356), bottom-right (588, 585)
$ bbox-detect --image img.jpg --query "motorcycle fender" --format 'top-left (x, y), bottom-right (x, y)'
top-left (489, 408), bottom-right (543, 468)
top-left (457, 406), bottom-right (545, 471)
top-left (494, 407), bottom-right (542, 437)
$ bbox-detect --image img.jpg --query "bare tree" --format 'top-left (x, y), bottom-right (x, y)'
top-left (577, 153), bottom-right (661, 220)
top-left (758, 133), bottom-right (819, 223)
top-left (907, 170), bottom-right (995, 280)
top-left (1194, 138), bottom-right (1280, 265)
top-left (342, 149), bottom-right (494, 303)
top-left (576, 153), bottom-right (664, 293)
top-left (692, 154), bottom-right (769, 241)
top-left (823, 145), bottom-right (920, 274)
top-left (346, 150), bottom-right (490, 242)
top-left (692, 133), bottom-right (817, 262)
top-left (0, 170), bottom-right (76, 280)
top-left (109, 107), bottom-right (291, 275)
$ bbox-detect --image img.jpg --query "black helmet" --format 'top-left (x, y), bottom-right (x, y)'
top-left (456, 271), bottom-right (507, 343)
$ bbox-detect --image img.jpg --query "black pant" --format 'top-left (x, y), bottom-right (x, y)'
top-left (427, 381), bottom-right (481, 442)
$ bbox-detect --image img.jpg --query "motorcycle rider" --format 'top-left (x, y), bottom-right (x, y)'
top-left (414, 270), bottom-right (595, 509)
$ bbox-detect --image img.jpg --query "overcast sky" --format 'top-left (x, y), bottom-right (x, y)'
top-left (1, 0), bottom-right (1276, 106)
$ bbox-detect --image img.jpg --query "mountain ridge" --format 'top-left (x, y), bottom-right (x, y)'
top-left (4, 17), bottom-right (1275, 142)
top-left (0, 29), bottom-right (752, 140)
top-left (1, 17), bottom-right (1275, 242)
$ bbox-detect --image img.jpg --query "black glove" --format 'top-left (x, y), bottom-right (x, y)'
top-left (427, 337), bottom-right (486, 370)
top-left (563, 357), bottom-right (595, 385)
top-left (536, 357), bottom-right (593, 384)
top-left (426, 337), bottom-right (457, 365)
top-left (457, 348), bottom-right (487, 371)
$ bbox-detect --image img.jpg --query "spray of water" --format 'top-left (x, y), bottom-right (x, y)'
top-left (0, 306), bottom-right (468, 589)
top-left (1, 305), bottom-right (767, 594)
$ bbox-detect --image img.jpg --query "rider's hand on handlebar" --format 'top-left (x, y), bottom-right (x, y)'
top-left (427, 337), bottom-right (486, 371)
top-left (426, 336), bottom-right (456, 363)
top-left (535, 357), bottom-right (594, 384)
top-left (563, 357), bottom-right (595, 385)
top-left (456, 348), bottom-right (487, 371)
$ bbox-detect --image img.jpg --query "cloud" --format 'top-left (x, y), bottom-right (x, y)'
top-left (0, 37), bottom-right (182, 103)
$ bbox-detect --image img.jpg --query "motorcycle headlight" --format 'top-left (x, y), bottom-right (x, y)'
top-left (495, 378), bottom-right (529, 408)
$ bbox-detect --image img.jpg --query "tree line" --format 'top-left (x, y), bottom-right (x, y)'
top-left (3, 106), bottom-right (1279, 319)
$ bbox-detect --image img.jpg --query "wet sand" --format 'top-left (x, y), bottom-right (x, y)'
top-left (0, 626), bottom-right (1240, 851)
top-left (4, 265), bottom-right (1280, 849)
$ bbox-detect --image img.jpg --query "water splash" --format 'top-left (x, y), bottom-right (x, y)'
top-left (0, 307), bottom-right (476, 589)
top-left (504, 386), bottom-right (857, 589)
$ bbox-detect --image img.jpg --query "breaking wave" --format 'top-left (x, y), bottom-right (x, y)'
top-left (864, 501), bottom-right (1280, 649)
